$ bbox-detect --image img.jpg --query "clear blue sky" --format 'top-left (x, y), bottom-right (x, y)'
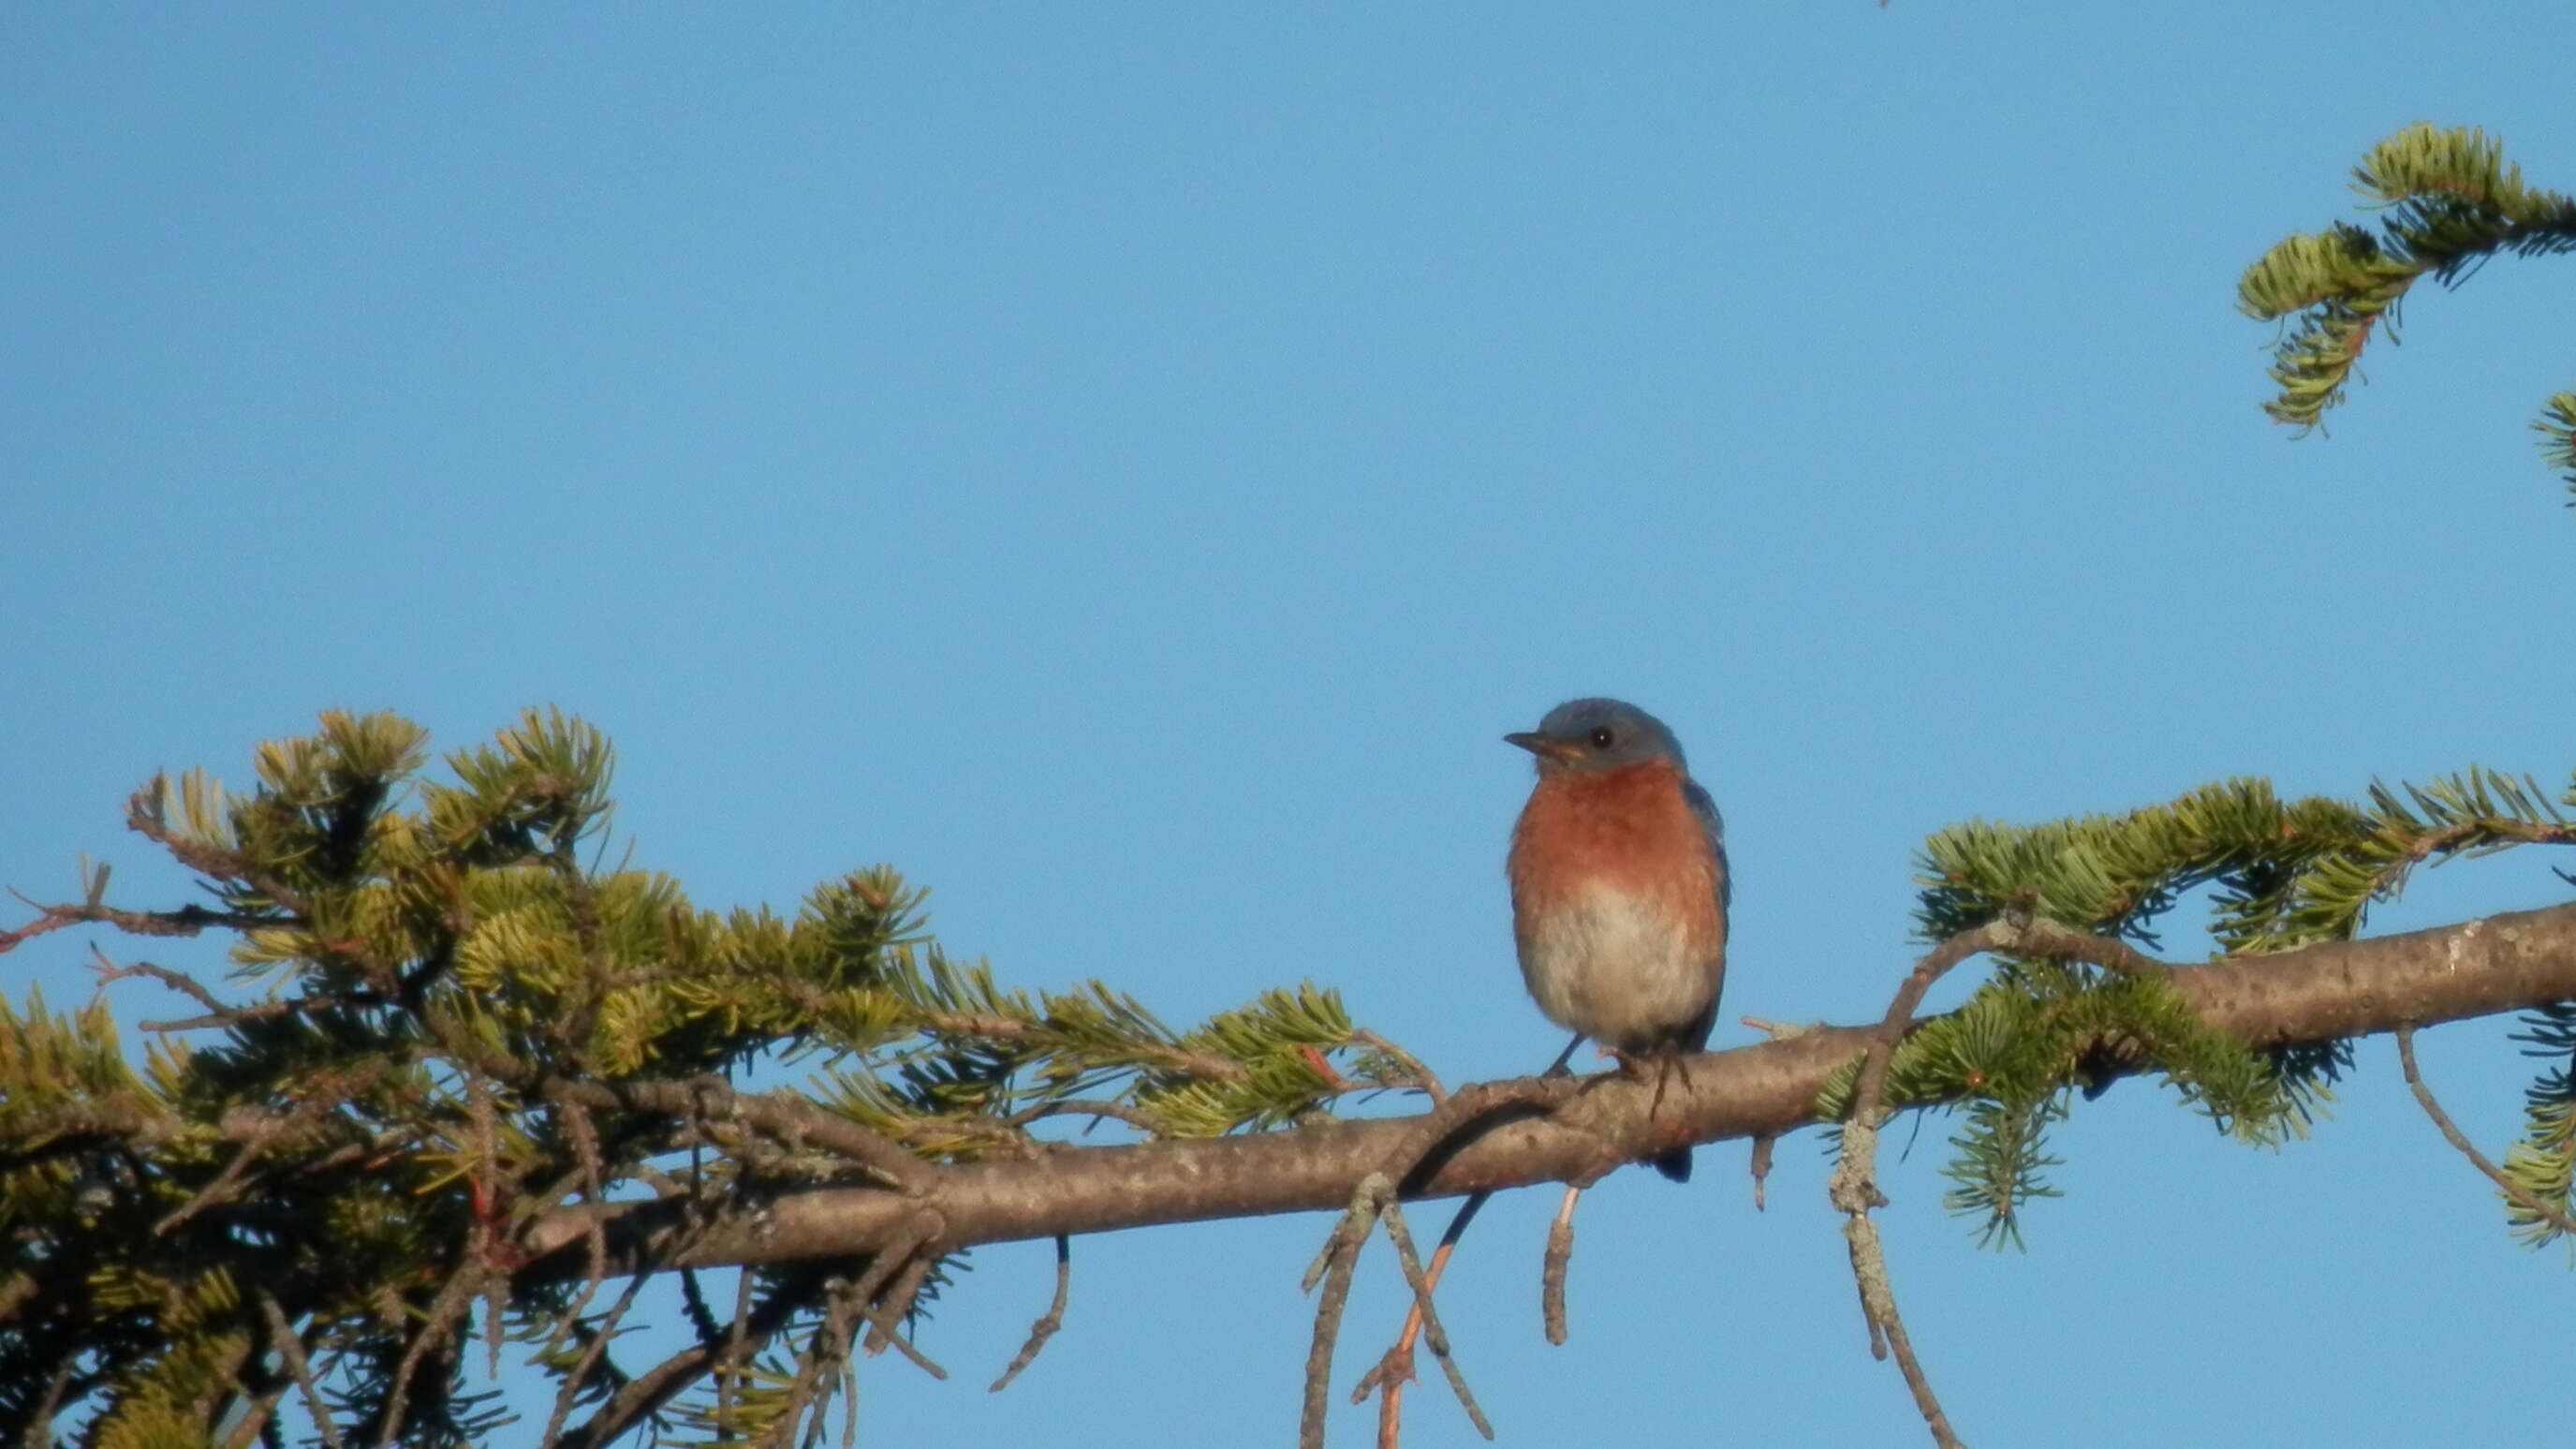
top-left (7, 6), bottom-right (2574, 1445)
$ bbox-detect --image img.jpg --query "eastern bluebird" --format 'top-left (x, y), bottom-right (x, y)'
top-left (1505, 698), bottom-right (1730, 1182)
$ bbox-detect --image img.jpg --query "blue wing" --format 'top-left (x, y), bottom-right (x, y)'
top-left (1682, 777), bottom-right (1730, 911)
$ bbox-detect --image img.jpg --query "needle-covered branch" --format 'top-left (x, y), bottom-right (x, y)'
top-left (512, 898), bottom-right (2576, 1277)
top-left (8, 709), bottom-right (2576, 1449)
top-left (2240, 122), bottom-right (2576, 498)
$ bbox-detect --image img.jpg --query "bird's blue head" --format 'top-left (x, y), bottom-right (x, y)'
top-left (1505, 697), bottom-right (1686, 775)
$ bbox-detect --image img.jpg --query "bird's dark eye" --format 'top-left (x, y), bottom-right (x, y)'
top-left (1588, 727), bottom-right (1615, 749)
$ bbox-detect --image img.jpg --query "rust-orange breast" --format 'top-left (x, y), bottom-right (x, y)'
top-left (1508, 758), bottom-right (1725, 955)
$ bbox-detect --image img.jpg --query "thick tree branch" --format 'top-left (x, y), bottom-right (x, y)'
top-left (517, 901), bottom-right (2576, 1282)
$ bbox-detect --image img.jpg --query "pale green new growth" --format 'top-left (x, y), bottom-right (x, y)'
top-left (2240, 122), bottom-right (2576, 497)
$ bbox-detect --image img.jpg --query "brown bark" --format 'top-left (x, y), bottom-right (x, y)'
top-left (515, 899), bottom-right (2576, 1284)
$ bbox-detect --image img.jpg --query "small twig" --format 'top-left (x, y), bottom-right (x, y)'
top-left (1351, 1028), bottom-right (1448, 1105)
top-left (860, 1251), bottom-right (946, 1380)
top-left (1350, 1190), bottom-right (1490, 1449)
top-left (1748, 1132), bottom-right (1776, 1211)
top-left (1541, 1185), bottom-right (1580, 1347)
top-left (1377, 1197), bottom-right (1494, 1440)
top-left (843, 1223), bottom-right (922, 1308)
top-left (140, 987), bottom-right (386, 1034)
top-left (678, 1265), bottom-right (724, 1347)
top-left (921, 1011), bottom-right (1249, 1084)
top-left (533, 1099), bottom-right (614, 1382)
top-left (557, 1283), bottom-right (817, 1449)
top-left (2395, 1024), bottom-right (2576, 1238)
top-left (1999, 919), bottom-right (2171, 978)
top-left (87, 946), bottom-right (228, 1014)
top-left (0, 896), bottom-right (276, 955)
top-left (154, 1141), bottom-right (267, 1235)
top-left (1004, 1098), bottom-right (1166, 1135)
top-left (817, 1280), bottom-right (866, 1445)
top-left (569, 1077), bottom-right (930, 1194)
top-left (1300, 1175), bottom-right (1387, 1449)
top-left (766, 1277), bottom-right (863, 1449)
top-left (536, 1274), bottom-right (650, 1448)
top-left (718, 1265), bottom-right (755, 1431)
top-left (213, 1382), bottom-right (290, 1449)
top-left (989, 1235), bottom-right (1072, 1392)
top-left (375, 1262), bottom-right (484, 1449)
top-left (847, 1214), bottom-right (949, 1380)
top-left (766, 1331), bottom-right (832, 1449)
top-left (21, 1347), bottom-right (81, 1447)
top-left (258, 1291), bottom-right (345, 1449)
top-left (466, 1072), bottom-right (510, 1377)
top-left (1827, 922), bottom-right (2017, 1449)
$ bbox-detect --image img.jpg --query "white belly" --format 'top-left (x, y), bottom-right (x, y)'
top-left (1517, 880), bottom-right (1719, 1051)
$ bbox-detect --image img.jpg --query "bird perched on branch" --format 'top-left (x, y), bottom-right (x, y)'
top-left (1505, 697), bottom-right (1730, 1181)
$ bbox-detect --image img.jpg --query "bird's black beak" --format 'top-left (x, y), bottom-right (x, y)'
top-left (1505, 731), bottom-right (1582, 763)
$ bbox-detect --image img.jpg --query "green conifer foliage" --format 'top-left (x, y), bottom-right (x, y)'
top-left (0, 710), bottom-right (1416, 1446)
top-left (1818, 768), bottom-right (2576, 1248)
top-left (2239, 122), bottom-right (2576, 495)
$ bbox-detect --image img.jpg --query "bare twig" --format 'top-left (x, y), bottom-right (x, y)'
top-left (21, 1348), bottom-right (81, 1445)
top-left (536, 1273), bottom-right (651, 1448)
top-left (2395, 1024), bottom-right (2576, 1238)
top-left (859, 1249), bottom-right (945, 1375)
top-left (717, 1264), bottom-right (755, 1433)
top-left (1827, 922), bottom-right (2018, 1449)
top-left (559, 1076), bottom-right (930, 1194)
top-left (1377, 1196), bottom-right (1494, 1440)
top-left (989, 1235), bottom-right (1071, 1392)
top-left (846, 1213), bottom-right (949, 1380)
top-left (2377, 818), bottom-right (2576, 900)
top-left (213, 1382), bottom-right (291, 1449)
top-left (677, 1265), bottom-right (724, 1347)
top-left (86, 946), bottom-right (228, 1014)
top-left (1004, 1098), bottom-right (1165, 1135)
top-left (169, 1068), bottom-right (390, 1238)
top-left (920, 1012), bottom-right (1248, 1084)
top-left (765, 1276), bottom-right (864, 1449)
top-left (258, 1291), bottom-right (345, 1449)
top-left (866, 1301), bottom-right (948, 1379)
top-left (140, 986), bottom-right (388, 1034)
top-left (1999, 919), bottom-right (2171, 978)
top-left (1748, 1132), bottom-right (1776, 1211)
top-left (815, 1279), bottom-right (866, 1444)
top-left (1351, 1190), bottom-right (1490, 1449)
top-left (155, 1141), bottom-right (268, 1235)
top-left (1300, 1175), bottom-right (1387, 1449)
top-left (0, 896), bottom-right (276, 955)
top-left (1540, 1185), bottom-right (1580, 1348)
top-left (532, 1098), bottom-right (614, 1380)
top-left (1352, 1028), bottom-right (1448, 1105)
top-left (375, 1260), bottom-right (486, 1449)
top-left (557, 1282), bottom-right (817, 1449)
